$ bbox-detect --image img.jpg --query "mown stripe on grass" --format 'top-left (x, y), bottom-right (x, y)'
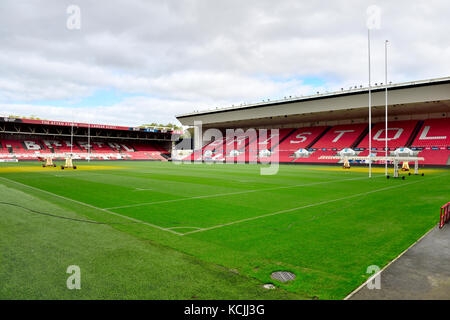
top-left (0, 176), bottom-right (183, 236)
top-left (105, 175), bottom-right (380, 210)
top-left (183, 174), bottom-right (448, 235)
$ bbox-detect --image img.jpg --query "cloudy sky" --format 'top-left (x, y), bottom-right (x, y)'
top-left (1, 0), bottom-right (449, 127)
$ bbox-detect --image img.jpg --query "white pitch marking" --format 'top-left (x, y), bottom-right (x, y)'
top-left (105, 175), bottom-right (380, 210)
top-left (167, 226), bottom-right (203, 230)
top-left (0, 176), bottom-right (183, 236)
top-left (134, 188), bottom-right (154, 191)
top-left (51, 172), bottom-right (105, 178)
top-left (183, 174), bottom-right (447, 236)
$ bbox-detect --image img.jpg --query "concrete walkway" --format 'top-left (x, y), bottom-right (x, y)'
top-left (349, 225), bottom-right (450, 300)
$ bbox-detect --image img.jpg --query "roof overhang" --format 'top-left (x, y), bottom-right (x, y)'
top-left (176, 77), bottom-right (450, 128)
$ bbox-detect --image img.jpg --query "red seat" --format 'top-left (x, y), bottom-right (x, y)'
top-left (417, 148), bottom-right (450, 165)
top-left (42, 139), bottom-right (78, 153)
top-left (277, 127), bottom-right (328, 151)
top-left (0, 138), bottom-right (168, 161)
top-left (256, 129), bottom-right (293, 151)
top-left (358, 120), bottom-right (418, 150)
top-left (412, 119), bottom-right (450, 147)
top-left (313, 124), bottom-right (367, 150)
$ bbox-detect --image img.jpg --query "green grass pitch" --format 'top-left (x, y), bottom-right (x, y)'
top-left (0, 161), bottom-right (448, 299)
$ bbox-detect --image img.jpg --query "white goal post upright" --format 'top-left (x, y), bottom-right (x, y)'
top-left (367, 28), bottom-right (372, 178)
top-left (385, 40), bottom-right (389, 176)
top-left (368, 29), bottom-right (372, 178)
top-left (70, 119), bottom-right (74, 155)
top-left (88, 123), bottom-right (91, 162)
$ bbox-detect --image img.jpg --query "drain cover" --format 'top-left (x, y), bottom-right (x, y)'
top-left (262, 284), bottom-right (276, 290)
top-left (271, 271), bottom-right (296, 282)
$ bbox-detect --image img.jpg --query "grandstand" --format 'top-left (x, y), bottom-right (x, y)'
top-left (1, 77), bottom-right (450, 301)
top-left (179, 119), bottom-right (449, 165)
top-left (2, 79), bottom-right (449, 167)
top-left (0, 117), bottom-right (177, 161)
top-left (176, 77), bottom-right (450, 166)
top-left (357, 120), bottom-right (418, 150)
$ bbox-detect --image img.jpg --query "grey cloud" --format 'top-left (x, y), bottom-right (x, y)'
top-left (0, 0), bottom-right (449, 125)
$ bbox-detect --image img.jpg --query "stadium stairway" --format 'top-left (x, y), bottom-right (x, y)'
top-left (405, 120), bottom-right (424, 148)
top-left (410, 118), bottom-right (450, 165)
top-left (351, 125), bottom-right (369, 149)
top-left (306, 126), bottom-right (332, 149)
top-left (275, 126), bottom-right (330, 163)
top-left (268, 128), bottom-right (298, 151)
top-left (312, 124), bottom-right (368, 150)
top-left (411, 118), bottom-right (450, 148)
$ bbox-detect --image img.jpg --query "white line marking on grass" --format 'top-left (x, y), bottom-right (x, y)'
top-left (183, 174), bottom-right (448, 236)
top-left (51, 172), bottom-right (108, 178)
top-left (133, 188), bottom-right (154, 191)
top-left (105, 175), bottom-right (380, 210)
top-left (167, 226), bottom-right (203, 230)
top-left (0, 176), bottom-right (183, 236)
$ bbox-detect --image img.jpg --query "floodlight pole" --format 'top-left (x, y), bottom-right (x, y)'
top-left (368, 29), bottom-right (372, 178)
top-left (384, 40), bottom-right (389, 176)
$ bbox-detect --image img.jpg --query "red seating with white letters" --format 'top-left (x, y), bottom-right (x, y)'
top-left (277, 127), bottom-right (328, 151)
top-left (256, 129), bottom-right (293, 151)
top-left (313, 124), bottom-right (367, 149)
top-left (412, 119), bottom-right (450, 147)
top-left (0, 138), bottom-right (167, 161)
top-left (358, 120), bottom-right (418, 149)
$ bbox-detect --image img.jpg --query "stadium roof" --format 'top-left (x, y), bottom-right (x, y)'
top-left (176, 76), bottom-right (450, 128)
top-left (0, 117), bottom-right (178, 134)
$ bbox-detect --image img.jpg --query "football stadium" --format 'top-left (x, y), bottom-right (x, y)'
top-left (1, 1), bottom-right (450, 309)
top-left (1, 77), bottom-right (449, 301)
